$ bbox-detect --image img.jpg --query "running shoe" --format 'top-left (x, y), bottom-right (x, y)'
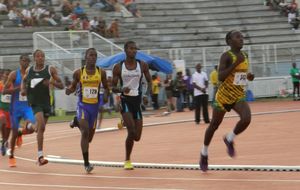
top-left (117, 121), bottom-right (123, 130)
top-left (69, 116), bottom-right (79, 128)
top-left (85, 164), bottom-right (94, 173)
top-left (199, 154), bottom-right (208, 172)
top-left (124, 160), bottom-right (134, 170)
top-left (37, 156), bottom-right (48, 166)
top-left (9, 157), bottom-right (16, 167)
top-left (223, 136), bottom-right (235, 157)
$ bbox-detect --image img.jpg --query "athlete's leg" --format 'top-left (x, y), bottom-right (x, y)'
top-left (77, 104), bottom-right (94, 173)
top-left (0, 113), bottom-right (9, 155)
top-left (222, 101), bottom-right (251, 158)
top-left (231, 101), bottom-right (251, 136)
top-left (96, 107), bottom-right (103, 129)
top-left (88, 107), bottom-right (99, 143)
top-left (200, 108), bottom-right (226, 171)
top-left (35, 112), bottom-right (46, 153)
top-left (79, 118), bottom-right (94, 172)
top-left (203, 108), bottom-right (226, 146)
top-left (123, 112), bottom-right (136, 161)
top-left (9, 113), bottom-right (21, 167)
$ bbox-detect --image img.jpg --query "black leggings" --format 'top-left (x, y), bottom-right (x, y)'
top-left (293, 81), bottom-right (299, 98)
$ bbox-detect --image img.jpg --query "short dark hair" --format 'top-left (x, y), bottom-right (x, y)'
top-left (124, 41), bottom-right (136, 50)
top-left (33, 49), bottom-right (44, 57)
top-left (225, 30), bottom-right (239, 45)
top-left (85, 48), bottom-right (96, 56)
top-left (20, 54), bottom-right (30, 61)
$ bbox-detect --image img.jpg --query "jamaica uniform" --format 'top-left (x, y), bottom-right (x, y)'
top-left (214, 50), bottom-right (249, 112)
top-left (11, 69), bottom-right (35, 129)
top-left (77, 66), bottom-right (102, 129)
top-left (26, 65), bottom-right (52, 117)
top-left (120, 61), bottom-right (143, 120)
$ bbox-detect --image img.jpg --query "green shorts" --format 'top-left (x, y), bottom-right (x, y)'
top-left (31, 104), bottom-right (51, 118)
top-left (213, 97), bottom-right (246, 112)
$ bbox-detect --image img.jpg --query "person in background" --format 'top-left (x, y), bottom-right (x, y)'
top-left (164, 74), bottom-right (175, 112)
top-left (183, 68), bottom-right (194, 110)
top-left (173, 71), bottom-right (185, 112)
top-left (210, 65), bottom-right (219, 103)
top-left (290, 62), bottom-right (300, 100)
top-left (151, 74), bottom-right (160, 110)
top-left (192, 64), bottom-right (210, 125)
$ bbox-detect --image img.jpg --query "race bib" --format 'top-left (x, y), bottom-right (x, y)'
top-left (1, 94), bottom-right (11, 103)
top-left (233, 72), bottom-right (247, 85)
top-left (83, 87), bottom-right (98, 99)
top-left (19, 92), bottom-right (27, 101)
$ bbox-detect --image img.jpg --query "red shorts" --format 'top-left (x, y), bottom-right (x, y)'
top-left (0, 109), bottom-right (11, 129)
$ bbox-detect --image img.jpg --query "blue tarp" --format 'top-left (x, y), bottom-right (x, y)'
top-left (96, 51), bottom-right (173, 74)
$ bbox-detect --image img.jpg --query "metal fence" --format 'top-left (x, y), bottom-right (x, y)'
top-left (0, 30), bottom-right (297, 111)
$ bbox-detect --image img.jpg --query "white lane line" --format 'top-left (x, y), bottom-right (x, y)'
top-left (0, 169), bottom-right (300, 183)
top-left (0, 182), bottom-right (182, 190)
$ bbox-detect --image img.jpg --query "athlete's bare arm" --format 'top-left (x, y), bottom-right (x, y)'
top-left (101, 69), bottom-right (109, 103)
top-left (112, 63), bottom-right (124, 93)
top-left (218, 52), bottom-right (242, 82)
top-left (49, 66), bottom-right (64, 89)
top-left (20, 67), bottom-right (30, 96)
top-left (3, 71), bottom-right (17, 94)
top-left (142, 61), bottom-right (152, 96)
top-left (65, 69), bottom-right (80, 95)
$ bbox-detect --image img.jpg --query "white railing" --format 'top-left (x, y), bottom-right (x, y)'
top-left (0, 31), bottom-right (297, 111)
top-left (143, 42), bottom-right (300, 77)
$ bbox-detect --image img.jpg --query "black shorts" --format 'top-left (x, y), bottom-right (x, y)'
top-left (120, 95), bottom-right (142, 120)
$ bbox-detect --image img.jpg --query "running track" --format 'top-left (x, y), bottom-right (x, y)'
top-left (0, 100), bottom-right (300, 190)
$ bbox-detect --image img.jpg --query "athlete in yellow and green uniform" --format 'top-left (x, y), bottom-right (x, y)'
top-left (199, 30), bottom-right (255, 172)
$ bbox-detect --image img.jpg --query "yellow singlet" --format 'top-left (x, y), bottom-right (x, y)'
top-left (214, 50), bottom-right (249, 112)
top-left (80, 66), bottom-right (101, 104)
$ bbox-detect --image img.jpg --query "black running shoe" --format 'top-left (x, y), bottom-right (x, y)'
top-left (199, 154), bottom-right (208, 172)
top-left (223, 137), bottom-right (235, 157)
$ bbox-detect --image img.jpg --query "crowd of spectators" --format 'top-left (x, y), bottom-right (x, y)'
top-left (265, 0), bottom-right (300, 30)
top-left (0, 0), bottom-right (134, 39)
top-left (88, 0), bottom-right (141, 17)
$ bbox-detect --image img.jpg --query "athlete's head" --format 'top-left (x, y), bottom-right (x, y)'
top-left (225, 30), bottom-right (244, 50)
top-left (124, 41), bottom-right (137, 59)
top-left (19, 54), bottom-right (30, 70)
top-left (85, 48), bottom-right (97, 66)
top-left (33, 49), bottom-right (45, 67)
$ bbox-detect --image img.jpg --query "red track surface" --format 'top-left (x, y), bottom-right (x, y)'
top-left (1, 100), bottom-right (300, 190)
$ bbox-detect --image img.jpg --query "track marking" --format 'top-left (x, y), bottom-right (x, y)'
top-left (0, 182), bottom-right (182, 190)
top-left (0, 169), bottom-right (300, 183)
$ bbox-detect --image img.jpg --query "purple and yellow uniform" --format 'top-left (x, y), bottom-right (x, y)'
top-left (214, 50), bottom-right (249, 112)
top-left (76, 66), bottom-right (101, 128)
